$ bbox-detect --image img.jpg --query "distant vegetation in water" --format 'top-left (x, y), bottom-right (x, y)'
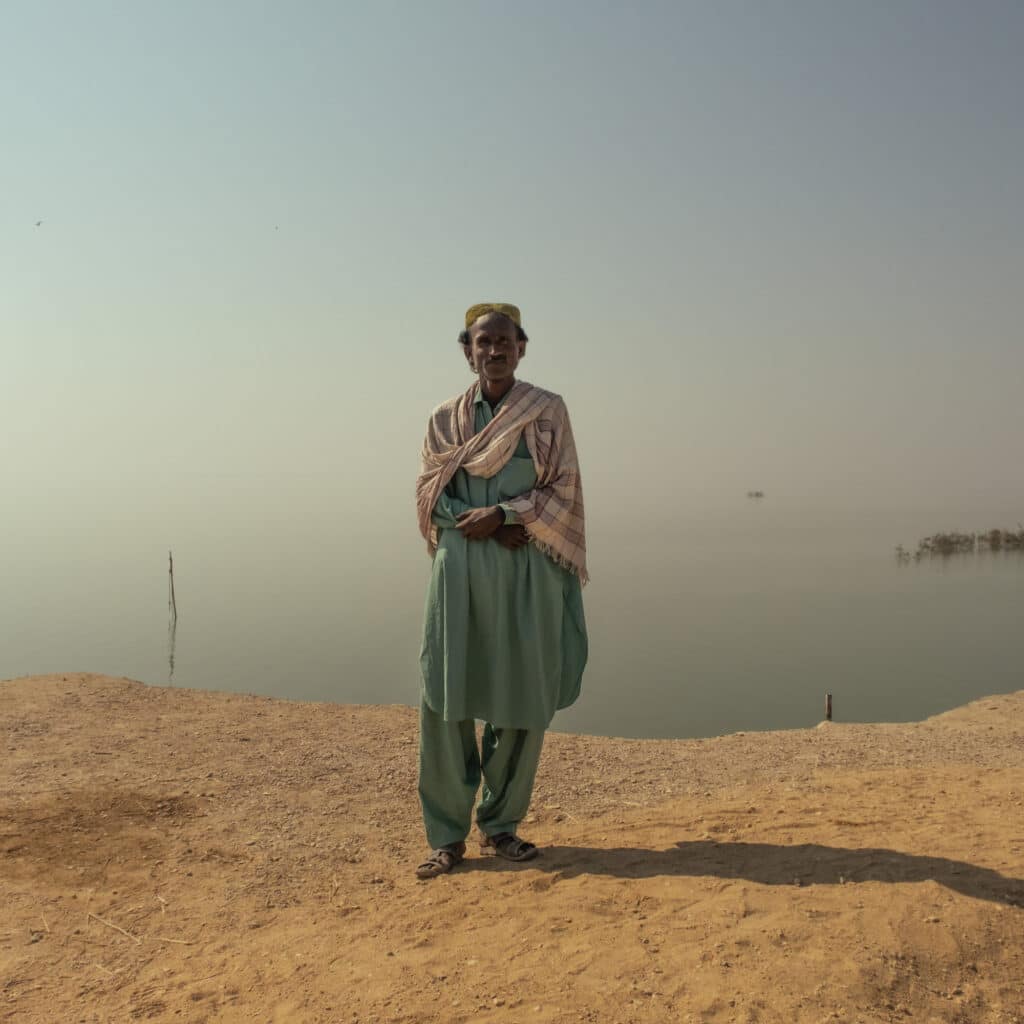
top-left (896, 527), bottom-right (1024, 562)
top-left (746, 490), bottom-right (765, 499)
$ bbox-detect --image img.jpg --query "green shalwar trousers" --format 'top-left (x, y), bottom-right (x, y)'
top-left (418, 699), bottom-right (545, 849)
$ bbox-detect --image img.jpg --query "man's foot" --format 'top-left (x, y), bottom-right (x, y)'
top-left (415, 840), bottom-right (466, 879)
top-left (479, 831), bottom-right (539, 862)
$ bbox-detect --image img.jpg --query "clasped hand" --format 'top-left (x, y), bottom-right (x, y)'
top-left (455, 507), bottom-right (530, 550)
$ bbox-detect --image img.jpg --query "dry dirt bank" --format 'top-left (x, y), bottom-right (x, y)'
top-left (2, 673), bottom-right (1023, 1023)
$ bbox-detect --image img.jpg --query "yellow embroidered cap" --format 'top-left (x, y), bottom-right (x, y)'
top-left (464, 302), bottom-right (522, 329)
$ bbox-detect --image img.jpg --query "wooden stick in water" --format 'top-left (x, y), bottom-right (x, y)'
top-left (168, 550), bottom-right (178, 623)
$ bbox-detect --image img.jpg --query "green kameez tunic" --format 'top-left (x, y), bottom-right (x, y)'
top-left (420, 386), bottom-right (588, 730)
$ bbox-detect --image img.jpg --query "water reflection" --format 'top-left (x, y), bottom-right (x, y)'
top-left (4, 507), bottom-right (1023, 739)
top-left (167, 617), bottom-right (177, 683)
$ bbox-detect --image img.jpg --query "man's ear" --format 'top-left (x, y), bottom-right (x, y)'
top-left (517, 341), bottom-right (527, 359)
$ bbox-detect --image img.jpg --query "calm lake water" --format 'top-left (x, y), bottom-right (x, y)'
top-left (4, 497), bottom-right (1022, 739)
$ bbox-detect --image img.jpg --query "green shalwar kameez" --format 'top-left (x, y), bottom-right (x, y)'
top-left (418, 386), bottom-right (588, 849)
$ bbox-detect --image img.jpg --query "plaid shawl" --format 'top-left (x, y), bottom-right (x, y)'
top-left (416, 379), bottom-right (589, 585)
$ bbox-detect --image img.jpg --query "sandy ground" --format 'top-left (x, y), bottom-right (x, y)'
top-left (2, 674), bottom-right (1023, 1024)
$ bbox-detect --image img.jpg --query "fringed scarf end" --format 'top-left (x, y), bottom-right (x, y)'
top-left (529, 535), bottom-right (590, 586)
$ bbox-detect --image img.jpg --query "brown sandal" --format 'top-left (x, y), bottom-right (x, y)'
top-left (479, 831), bottom-right (539, 862)
top-left (415, 841), bottom-right (466, 879)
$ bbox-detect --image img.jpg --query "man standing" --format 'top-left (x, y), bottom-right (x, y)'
top-left (414, 303), bottom-right (588, 879)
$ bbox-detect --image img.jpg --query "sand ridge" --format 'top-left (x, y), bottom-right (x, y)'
top-left (2, 673), bottom-right (1023, 1023)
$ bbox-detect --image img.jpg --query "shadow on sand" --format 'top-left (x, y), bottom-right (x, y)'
top-left (463, 840), bottom-right (1024, 907)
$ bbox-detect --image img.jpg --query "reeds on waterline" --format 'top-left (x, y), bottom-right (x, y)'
top-left (896, 526), bottom-right (1024, 562)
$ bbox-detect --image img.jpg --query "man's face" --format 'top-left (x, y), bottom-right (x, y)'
top-left (465, 312), bottom-right (525, 383)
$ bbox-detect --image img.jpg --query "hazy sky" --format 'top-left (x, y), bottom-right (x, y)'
top-left (5, 1), bottom-right (1024, 559)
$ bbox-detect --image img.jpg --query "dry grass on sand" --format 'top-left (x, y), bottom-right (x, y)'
top-left (2, 673), bottom-right (1023, 1023)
